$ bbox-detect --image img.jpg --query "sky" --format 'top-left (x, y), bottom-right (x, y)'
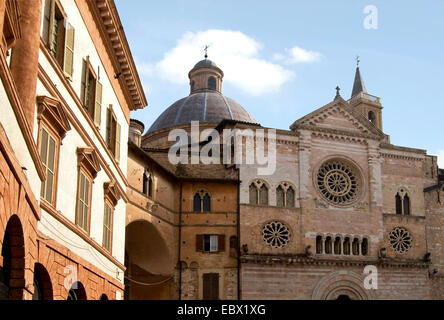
top-left (115, 0), bottom-right (444, 166)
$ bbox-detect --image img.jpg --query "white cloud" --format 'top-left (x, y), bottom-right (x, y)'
top-left (141, 29), bottom-right (295, 96)
top-left (273, 46), bottom-right (322, 64)
top-left (437, 150), bottom-right (444, 168)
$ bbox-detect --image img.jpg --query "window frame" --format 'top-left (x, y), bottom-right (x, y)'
top-left (37, 124), bottom-right (60, 206)
top-left (75, 168), bottom-right (93, 234)
top-left (102, 200), bottom-right (114, 253)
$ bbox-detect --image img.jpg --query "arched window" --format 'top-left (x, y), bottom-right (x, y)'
top-left (368, 111), bottom-right (376, 124)
top-left (142, 169), bottom-right (153, 198)
top-left (229, 236), bottom-right (238, 258)
top-left (249, 184), bottom-right (258, 205)
top-left (361, 238), bottom-right (368, 256)
top-left (343, 237), bottom-right (350, 255)
top-left (286, 187), bottom-right (295, 208)
top-left (395, 194), bottom-right (402, 214)
top-left (396, 188), bottom-right (411, 216)
top-left (208, 76), bottom-right (216, 90)
top-left (403, 195), bottom-right (410, 215)
top-left (325, 236), bottom-right (332, 254)
top-left (334, 236), bottom-right (341, 255)
top-left (276, 182), bottom-right (295, 208)
top-left (259, 185), bottom-right (268, 205)
top-left (193, 190), bottom-right (211, 212)
top-left (276, 186), bottom-right (284, 207)
top-left (316, 235), bottom-right (323, 254)
top-left (190, 80), bottom-right (195, 92)
top-left (352, 238), bottom-right (360, 255)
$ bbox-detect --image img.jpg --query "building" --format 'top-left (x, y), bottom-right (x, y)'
top-left (0, 0), bottom-right (146, 300)
top-left (128, 56), bottom-right (444, 300)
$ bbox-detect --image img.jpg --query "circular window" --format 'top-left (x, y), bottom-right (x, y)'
top-left (316, 159), bottom-right (362, 206)
top-left (389, 227), bottom-right (412, 253)
top-left (262, 221), bottom-right (290, 248)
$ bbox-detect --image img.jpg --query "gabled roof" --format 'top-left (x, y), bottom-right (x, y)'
top-left (351, 67), bottom-right (367, 98)
top-left (290, 97), bottom-right (385, 139)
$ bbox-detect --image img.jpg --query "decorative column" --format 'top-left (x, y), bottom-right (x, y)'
top-left (367, 140), bottom-right (383, 211)
top-left (9, 0), bottom-right (42, 132)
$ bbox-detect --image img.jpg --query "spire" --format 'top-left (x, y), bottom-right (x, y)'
top-left (351, 56), bottom-right (367, 98)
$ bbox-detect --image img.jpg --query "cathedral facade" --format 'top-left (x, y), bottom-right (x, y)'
top-left (126, 56), bottom-right (444, 300)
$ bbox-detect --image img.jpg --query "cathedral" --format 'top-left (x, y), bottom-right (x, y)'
top-left (125, 56), bottom-right (444, 300)
top-left (0, 0), bottom-right (443, 301)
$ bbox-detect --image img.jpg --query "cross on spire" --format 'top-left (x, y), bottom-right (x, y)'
top-left (204, 45), bottom-right (210, 59)
top-left (356, 55), bottom-right (360, 67)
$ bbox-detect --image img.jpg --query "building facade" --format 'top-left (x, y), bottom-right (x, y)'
top-left (128, 57), bottom-right (444, 300)
top-left (0, 0), bottom-right (146, 300)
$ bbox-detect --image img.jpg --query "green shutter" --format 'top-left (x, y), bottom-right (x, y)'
top-left (106, 107), bottom-right (112, 148)
top-left (94, 81), bottom-right (102, 127)
top-left (63, 22), bottom-right (75, 78)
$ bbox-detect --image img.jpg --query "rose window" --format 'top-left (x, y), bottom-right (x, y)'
top-left (389, 227), bottom-right (412, 253)
top-left (262, 221), bottom-right (290, 248)
top-left (317, 159), bottom-right (362, 206)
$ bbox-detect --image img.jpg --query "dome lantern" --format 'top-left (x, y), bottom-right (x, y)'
top-left (188, 58), bottom-right (224, 94)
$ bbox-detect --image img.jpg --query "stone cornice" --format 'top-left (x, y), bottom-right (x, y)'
top-left (86, 0), bottom-right (147, 111)
top-left (240, 254), bottom-right (430, 269)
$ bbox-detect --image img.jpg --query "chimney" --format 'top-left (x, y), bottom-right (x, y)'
top-left (129, 119), bottom-right (145, 147)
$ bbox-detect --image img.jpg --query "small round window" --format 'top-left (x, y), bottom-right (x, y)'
top-left (262, 221), bottom-right (290, 248)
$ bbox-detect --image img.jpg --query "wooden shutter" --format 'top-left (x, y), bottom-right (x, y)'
top-left (115, 122), bottom-right (121, 162)
top-left (94, 80), bottom-right (102, 127)
top-left (217, 235), bottom-right (225, 252)
top-left (48, 0), bottom-right (56, 53)
top-left (203, 274), bottom-right (211, 300)
top-left (105, 107), bottom-right (112, 148)
top-left (63, 22), bottom-right (75, 78)
top-left (42, 0), bottom-right (52, 44)
top-left (203, 273), bottom-right (219, 300)
top-left (196, 234), bottom-right (203, 252)
top-left (81, 57), bottom-right (90, 107)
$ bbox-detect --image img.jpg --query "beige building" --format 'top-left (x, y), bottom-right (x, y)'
top-left (128, 57), bottom-right (444, 300)
top-left (0, 0), bottom-right (146, 300)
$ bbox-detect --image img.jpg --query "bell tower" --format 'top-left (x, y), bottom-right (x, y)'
top-left (349, 58), bottom-right (383, 131)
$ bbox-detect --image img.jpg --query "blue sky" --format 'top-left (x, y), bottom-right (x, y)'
top-left (115, 0), bottom-right (444, 165)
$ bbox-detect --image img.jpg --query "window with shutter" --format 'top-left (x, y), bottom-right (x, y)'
top-left (76, 171), bottom-right (91, 232)
top-left (94, 81), bottom-right (102, 128)
top-left (115, 123), bottom-right (121, 162)
top-left (63, 22), bottom-right (75, 79)
top-left (103, 202), bottom-right (113, 252)
top-left (45, 0), bottom-right (67, 67)
top-left (196, 234), bottom-right (204, 252)
top-left (217, 235), bottom-right (225, 252)
top-left (39, 127), bottom-right (58, 204)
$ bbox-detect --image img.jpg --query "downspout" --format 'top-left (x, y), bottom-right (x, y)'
top-left (236, 168), bottom-right (241, 300)
top-left (178, 182), bottom-right (183, 300)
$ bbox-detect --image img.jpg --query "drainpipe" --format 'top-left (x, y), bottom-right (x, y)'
top-left (178, 182), bottom-right (183, 300)
top-left (236, 168), bottom-right (241, 300)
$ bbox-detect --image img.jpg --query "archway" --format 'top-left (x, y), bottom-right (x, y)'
top-left (125, 220), bottom-right (174, 300)
top-left (99, 294), bottom-right (108, 301)
top-left (32, 263), bottom-right (53, 300)
top-left (67, 282), bottom-right (87, 300)
top-left (0, 215), bottom-right (25, 300)
top-left (312, 271), bottom-right (375, 300)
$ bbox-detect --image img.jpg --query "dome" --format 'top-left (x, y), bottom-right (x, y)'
top-left (147, 90), bottom-right (258, 133)
top-left (194, 59), bottom-right (218, 68)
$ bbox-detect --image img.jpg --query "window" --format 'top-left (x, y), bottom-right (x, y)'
top-left (276, 182), bottom-right (295, 208)
top-left (76, 147), bottom-right (101, 233)
top-left (196, 234), bottom-right (225, 253)
top-left (105, 106), bottom-right (121, 162)
top-left (207, 76), bottom-right (216, 90)
top-left (368, 111), bottom-right (376, 124)
top-left (142, 169), bottom-right (153, 197)
top-left (76, 171), bottom-right (91, 232)
top-left (102, 202), bottom-right (113, 252)
top-left (334, 237), bottom-right (341, 255)
top-left (42, 0), bottom-right (74, 78)
top-left (249, 180), bottom-right (269, 206)
top-left (39, 127), bottom-right (58, 204)
top-left (229, 236), bottom-right (238, 258)
top-left (203, 273), bottom-right (219, 300)
top-left (395, 188), bottom-right (411, 216)
top-left (190, 80), bottom-right (195, 92)
top-left (324, 236), bottom-right (332, 254)
top-left (316, 236), bottom-right (323, 254)
top-left (81, 58), bottom-right (103, 128)
top-left (343, 237), bottom-right (350, 255)
top-left (352, 238), bottom-right (360, 255)
top-left (193, 190), bottom-right (211, 212)
top-left (361, 238), bottom-right (368, 256)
